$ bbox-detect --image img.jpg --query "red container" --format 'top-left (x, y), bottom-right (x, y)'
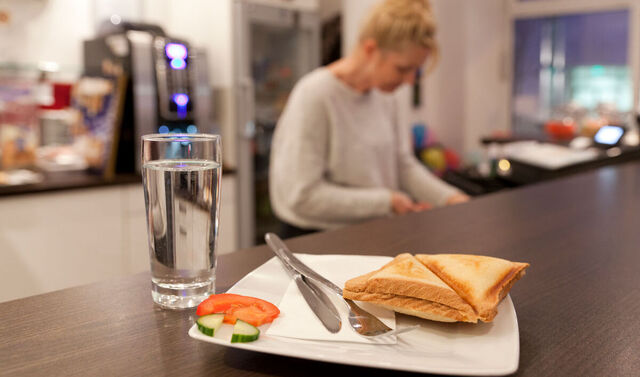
top-left (40, 82), bottom-right (73, 110)
top-left (544, 119), bottom-right (576, 141)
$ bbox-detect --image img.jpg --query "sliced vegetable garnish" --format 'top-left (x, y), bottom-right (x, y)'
top-left (196, 293), bottom-right (280, 327)
top-left (231, 320), bottom-right (260, 343)
top-left (196, 313), bottom-right (224, 337)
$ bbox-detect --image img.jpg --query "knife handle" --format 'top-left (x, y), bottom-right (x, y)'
top-left (265, 233), bottom-right (343, 296)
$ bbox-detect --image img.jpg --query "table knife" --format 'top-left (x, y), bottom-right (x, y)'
top-left (265, 234), bottom-right (342, 333)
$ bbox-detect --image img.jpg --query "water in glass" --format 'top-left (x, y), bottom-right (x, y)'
top-left (142, 159), bottom-right (221, 309)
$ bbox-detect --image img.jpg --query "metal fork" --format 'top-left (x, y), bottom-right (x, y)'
top-left (265, 233), bottom-right (419, 338)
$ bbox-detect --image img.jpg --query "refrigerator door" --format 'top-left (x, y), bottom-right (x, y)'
top-left (233, 0), bottom-right (320, 248)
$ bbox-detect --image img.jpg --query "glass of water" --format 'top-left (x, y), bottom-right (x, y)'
top-left (141, 134), bottom-right (221, 309)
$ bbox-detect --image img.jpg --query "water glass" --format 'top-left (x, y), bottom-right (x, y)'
top-left (141, 134), bottom-right (221, 309)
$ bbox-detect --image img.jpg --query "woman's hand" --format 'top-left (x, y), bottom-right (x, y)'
top-left (445, 193), bottom-right (470, 205)
top-left (391, 191), bottom-right (414, 214)
top-left (391, 192), bottom-right (433, 214)
top-left (412, 201), bottom-right (433, 211)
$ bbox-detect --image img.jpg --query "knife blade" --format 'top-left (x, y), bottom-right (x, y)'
top-left (265, 234), bottom-right (342, 333)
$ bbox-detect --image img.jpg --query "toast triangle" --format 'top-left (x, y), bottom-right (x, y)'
top-left (416, 254), bottom-right (529, 322)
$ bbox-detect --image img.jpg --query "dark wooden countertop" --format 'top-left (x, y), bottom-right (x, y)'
top-left (0, 171), bottom-right (142, 197)
top-left (0, 166), bottom-right (236, 197)
top-left (2, 162), bottom-right (640, 376)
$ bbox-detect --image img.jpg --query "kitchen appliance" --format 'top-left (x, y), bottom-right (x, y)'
top-left (83, 21), bottom-right (214, 173)
top-left (233, 0), bottom-right (321, 247)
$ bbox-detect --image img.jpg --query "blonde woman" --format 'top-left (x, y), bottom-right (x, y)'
top-left (270, 0), bottom-right (469, 237)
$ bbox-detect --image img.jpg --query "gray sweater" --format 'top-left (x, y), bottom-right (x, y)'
top-left (269, 68), bottom-right (461, 230)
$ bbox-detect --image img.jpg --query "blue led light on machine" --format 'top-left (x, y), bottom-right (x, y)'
top-left (165, 43), bottom-right (187, 70)
top-left (173, 93), bottom-right (189, 106)
top-left (173, 93), bottom-right (189, 119)
top-left (166, 43), bottom-right (187, 59)
top-left (170, 58), bottom-right (186, 70)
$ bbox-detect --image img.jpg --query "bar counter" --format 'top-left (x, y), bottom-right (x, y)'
top-left (0, 166), bottom-right (235, 197)
top-left (0, 171), bottom-right (141, 197)
top-left (2, 162), bottom-right (640, 376)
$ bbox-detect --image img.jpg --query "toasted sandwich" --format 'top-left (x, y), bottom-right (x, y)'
top-left (343, 253), bottom-right (479, 323)
top-left (343, 253), bottom-right (529, 323)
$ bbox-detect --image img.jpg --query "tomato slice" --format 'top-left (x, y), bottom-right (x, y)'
top-left (196, 294), bottom-right (254, 315)
top-left (196, 293), bottom-right (280, 327)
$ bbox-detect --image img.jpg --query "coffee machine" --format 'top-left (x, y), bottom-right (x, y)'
top-left (83, 22), bottom-right (213, 173)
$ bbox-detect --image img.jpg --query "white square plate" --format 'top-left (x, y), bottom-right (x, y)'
top-left (188, 254), bottom-right (520, 376)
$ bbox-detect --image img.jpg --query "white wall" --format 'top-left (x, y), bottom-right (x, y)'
top-left (0, 0), bottom-right (93, 76)
top-left (462, 0), bottom-right (510, 159)
top-left (424, 0), bottom-right (467, 155)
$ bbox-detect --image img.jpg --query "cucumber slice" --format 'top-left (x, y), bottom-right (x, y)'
top-left (196, 313), bottom-right (224, 336)
top-left (230, 320), bottom-right (260, 343)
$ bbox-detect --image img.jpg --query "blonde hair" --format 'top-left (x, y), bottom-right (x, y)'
top-left (358, 0), bottom-right (438, 68)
